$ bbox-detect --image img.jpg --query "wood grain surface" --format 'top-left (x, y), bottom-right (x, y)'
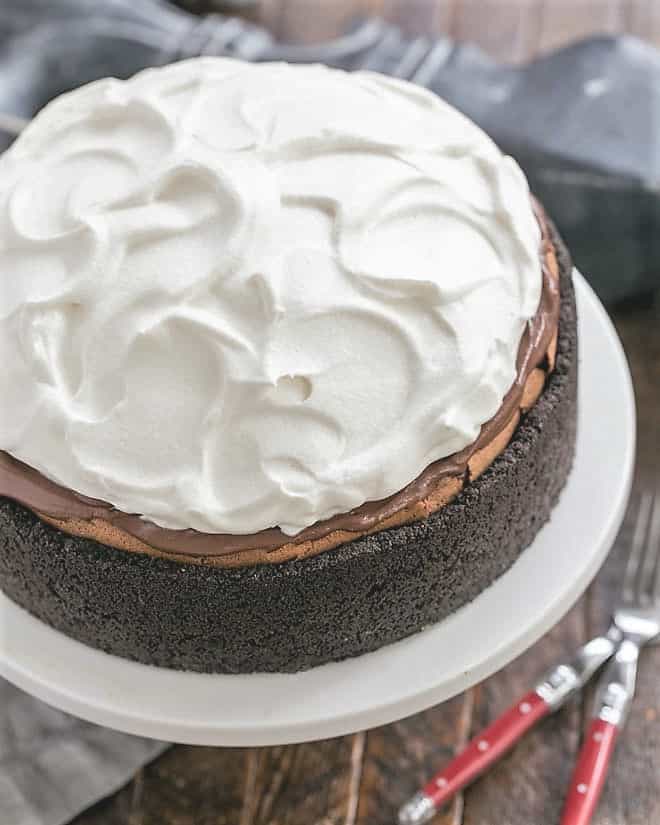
top-left (72, 3), bottom-right (660, 824)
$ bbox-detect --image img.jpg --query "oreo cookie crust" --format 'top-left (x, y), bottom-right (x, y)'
top-left (0, 224), bottom-right (577, 674)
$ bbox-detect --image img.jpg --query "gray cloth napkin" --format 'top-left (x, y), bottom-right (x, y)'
top-left (0, 681), bottom-right (166, 825)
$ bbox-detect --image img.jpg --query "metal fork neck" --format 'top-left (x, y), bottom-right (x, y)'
top-left (594, 638), bottom-right (640, 726)
top-left (535, 632), bottom-right (620, 710)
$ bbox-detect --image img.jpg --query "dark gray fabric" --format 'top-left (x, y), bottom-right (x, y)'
top-left (0, 680), bottom-right (166, 825)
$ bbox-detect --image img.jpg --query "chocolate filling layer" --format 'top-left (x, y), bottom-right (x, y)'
top-left (0, 203), bottom-right (559, 559)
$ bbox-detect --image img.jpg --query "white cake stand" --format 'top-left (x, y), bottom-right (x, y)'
top-left (0, 270), bottom-right (635, 746)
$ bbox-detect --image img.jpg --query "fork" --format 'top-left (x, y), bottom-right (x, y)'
top-left (559, 486), bottom-right (660, 824)
top-left (398, 486), bottom-right (660, 825)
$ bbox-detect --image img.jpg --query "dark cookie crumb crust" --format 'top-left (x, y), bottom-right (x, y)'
top-left (0, 223), bottom-right (577, 674)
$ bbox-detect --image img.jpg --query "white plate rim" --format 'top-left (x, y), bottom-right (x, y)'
top-left (0, 270), bottom-right (636, 745)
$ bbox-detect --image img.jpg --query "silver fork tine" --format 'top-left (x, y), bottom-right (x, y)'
top-left (650, 487), bottom-right (660, 605)
top-left (636, 486), bottom-right (660, 606)
top-left (622, 490), bottom-right (653, 605)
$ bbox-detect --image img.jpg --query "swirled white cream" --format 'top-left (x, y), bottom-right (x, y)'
top-left (0, 58), bottom-right (542, 536)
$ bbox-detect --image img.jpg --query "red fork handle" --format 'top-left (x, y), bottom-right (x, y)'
top-left (560, 719), bottom-right (619, 825)
top-left (421, 690), bottom-right (550, 809)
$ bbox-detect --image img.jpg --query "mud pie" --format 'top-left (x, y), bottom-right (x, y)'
top-left (0, 59), bottom-right (576, 672)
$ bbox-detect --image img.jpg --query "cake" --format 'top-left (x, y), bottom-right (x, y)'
top-left (0, 59), bottom-right (577, 673)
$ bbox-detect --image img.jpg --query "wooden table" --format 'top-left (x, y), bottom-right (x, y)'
top-left (74, 3), bottom-right (660, 823)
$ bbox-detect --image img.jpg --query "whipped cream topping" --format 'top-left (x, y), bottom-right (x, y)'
top-left (0, 58), bottom-right (541, 536)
